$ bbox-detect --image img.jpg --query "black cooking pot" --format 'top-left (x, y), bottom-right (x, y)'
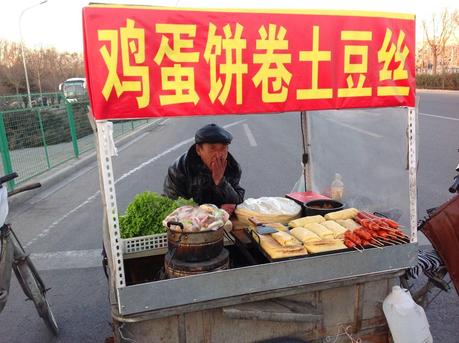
top-left (303, 199), bottom-right (344, 216)
top-left (167, 221), bottom-right (224, 262)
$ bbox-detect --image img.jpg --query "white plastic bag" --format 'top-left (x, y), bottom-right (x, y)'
top-left (237, 197), bottom-right (301, 215)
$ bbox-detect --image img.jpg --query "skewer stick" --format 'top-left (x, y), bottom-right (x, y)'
top-left (393, 232), bottom-right (409, 240)
top-left (373, 237), bottom-right (390, 246)
top-left (365, 242), bottom-right (383, 250)
top-left (387, 237), bottom-right (403, 245)
top-left (370, 238), bottom-right (385, 246)
top-left (353, 246), bottom-right (363, 253)
top-left (378, 237), bottom-right (397, 245)
top-left (389, 236), bottom-right (407, 244)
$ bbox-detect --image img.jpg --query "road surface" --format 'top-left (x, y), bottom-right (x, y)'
top-left (1, 90), bottom-right (458, 342)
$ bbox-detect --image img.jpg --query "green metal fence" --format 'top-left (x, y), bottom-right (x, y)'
top-left (0, 92), bottom-right (151, 189)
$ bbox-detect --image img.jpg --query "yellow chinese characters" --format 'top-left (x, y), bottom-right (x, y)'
top-left (204, 23), bottom-right (248, 105)
top-left (154, 24), bottom-right (200, 105)
top-left (252, 24), bottom-right (292, 103)
top-left (377, 29), bottom-right (410, 96)
top-left (297, 26), bottom-right (332, 100)
top-left (98, 19), bottom-right (150, 108)
top-left (338, 30), bottom-right (372, 98)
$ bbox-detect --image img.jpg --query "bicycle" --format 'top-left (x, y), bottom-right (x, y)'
top-left (400, 164), bottom-right (459, 308)
top-left (0, 172), bottom-right (59, 335)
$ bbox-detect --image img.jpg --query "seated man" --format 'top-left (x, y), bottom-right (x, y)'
top-left (163, 123), bottom-right (245, 210)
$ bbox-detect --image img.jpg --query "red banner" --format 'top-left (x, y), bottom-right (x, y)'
top-left (83, 5), bottom-right (415, 120)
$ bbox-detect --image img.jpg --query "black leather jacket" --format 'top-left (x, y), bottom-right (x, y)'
top-left (163, 145), bottom-right (245, 206)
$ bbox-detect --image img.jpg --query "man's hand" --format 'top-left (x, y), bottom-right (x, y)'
top-left (221, 204), bottom-right (236, 216)
top-left (210, 156), bottom-right (227, 185)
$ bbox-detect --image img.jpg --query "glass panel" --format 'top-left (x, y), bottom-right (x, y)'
top-left (308, 107), bottom-right (411, 227)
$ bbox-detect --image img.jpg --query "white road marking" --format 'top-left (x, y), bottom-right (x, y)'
top-left (323, 117), bottom-right (383, 138)
top-left (243, 123), bottom-right (257, 147)
top-left (419, 112), bottom-right (459, 121)
top-left (25, 119), bottom-right (246, 247)
top-left (30, 249), bottom-right (103, 271)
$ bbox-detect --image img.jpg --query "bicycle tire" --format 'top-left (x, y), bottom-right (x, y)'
top-left (13, 259), bottom-right (59, 335)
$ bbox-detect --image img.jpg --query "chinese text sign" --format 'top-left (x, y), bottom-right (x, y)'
top-left (83, 5), bottom-right (415, 120)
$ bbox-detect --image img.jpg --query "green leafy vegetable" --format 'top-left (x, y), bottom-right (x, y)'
top-left (119, 192), bottom-right (195, 238)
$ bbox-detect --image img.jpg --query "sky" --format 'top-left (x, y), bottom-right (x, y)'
top-left (1, 0), bottom-right (458, 53)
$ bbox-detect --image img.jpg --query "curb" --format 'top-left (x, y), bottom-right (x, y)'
top-left (9, 119), bottom-right (162, 207)
top-left (417, 88), bottom-right (459, 94)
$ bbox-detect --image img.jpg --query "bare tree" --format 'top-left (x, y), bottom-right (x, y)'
top-left (0, 41), bottom-right (85, 96)
top-left (0, 40), bottom-right (26, 94)
top-left (423, 8), bottom-right (458, 74)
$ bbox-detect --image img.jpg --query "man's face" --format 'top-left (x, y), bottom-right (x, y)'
top-left (196, 143), bottom-right (229, 170)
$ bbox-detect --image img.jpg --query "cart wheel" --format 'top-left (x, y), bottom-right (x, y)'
top-left (37, 296), bottom-right (59, 335)
top-left (13, 260), bottom-right (59, 335)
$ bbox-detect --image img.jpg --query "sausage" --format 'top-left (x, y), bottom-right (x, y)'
top-left (381, 218), bottom-right (399, 229)
top-left (361, 239), bottom-right (370, 246)
top-left (365, 228), bottom-right (378, 238)
top-left (344, 239), bottom-right (356, 248)
top-left (360, 219), bottom-right (372, 230)
top-left (356, 212), bottom-right (370, 220)
top-left (368, 222), bottom-right (380, 231)
top-left (377, 230), bottom-right (389, 238)
top-left (344, 230), bottom-right (362, 245)
top-left (354, 228), bottom-right (372, 241)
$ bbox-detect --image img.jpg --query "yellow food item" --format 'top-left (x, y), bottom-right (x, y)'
top-left (253, 234), bottom-right (308, 259)
top-left (271, 231), bottom-right (302, 247)
top-left (264, 222), bottom-right (289, 232)
top-left (302, 223), bottom-right (334, 239)
top-left (336, 219), bottom-right (360, 231)
top-left (290, 227), bottom-right (321, 243)
top-left (288, 215), bottom-right (325, 228)
top-left (324, 208), bottom-right (359, 221)
top-left (321, 221), bottom-right (347, 239)
top-left (304, 239), bottom-right (347, 254)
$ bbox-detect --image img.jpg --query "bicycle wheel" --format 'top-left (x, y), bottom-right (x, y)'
top-left (13, 260), bottom-right (59, 335)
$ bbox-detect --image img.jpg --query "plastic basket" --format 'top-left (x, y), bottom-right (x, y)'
top-left (122, 233), bottom-right (168, 254)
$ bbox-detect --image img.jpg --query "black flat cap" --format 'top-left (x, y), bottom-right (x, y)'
top-left (195, 124), bottom-right (233, 144)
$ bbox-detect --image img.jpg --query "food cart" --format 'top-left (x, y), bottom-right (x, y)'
top-left (82, 4), bottom-right (418, 342)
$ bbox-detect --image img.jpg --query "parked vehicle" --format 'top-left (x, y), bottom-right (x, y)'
top-left (59, 77), bottom-right (86, 102)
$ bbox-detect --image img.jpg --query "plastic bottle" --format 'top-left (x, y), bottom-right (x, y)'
top-left (382, 285), bottom-right (433, 343)
top-left (330, 173), bottom-right (344, 201)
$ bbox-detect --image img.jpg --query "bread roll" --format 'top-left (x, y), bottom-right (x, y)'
top-left (321, 220), bottom-right (347, 238)
top-left (256, 235), bottom-right (308, 259)
top-left (290, 227), bottom-right (321, 243)
top-left (324, 208), bottom-right (359, 220)
top-left (288, 215), bottom-right (325, 228)
top-left (304, 239), bottom-right (347, 254)
top-left (271, 231), bottom-right (302, 247)
top-left (302, 223), bottom-right (334, 239)
top-left (336, 219), bottom-right (360, 231)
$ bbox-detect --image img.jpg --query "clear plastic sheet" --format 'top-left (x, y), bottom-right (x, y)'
top-left (307, 107), bottom-right (412, 227)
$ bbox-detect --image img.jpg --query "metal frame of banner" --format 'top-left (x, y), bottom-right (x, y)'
top-left (408, 107), bottom-right (418, 243)
top-left (96, 121), bottom-right (125, 291)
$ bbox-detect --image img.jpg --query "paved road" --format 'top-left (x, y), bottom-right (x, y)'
top-left (0, 90), bottom-right (458, 342)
